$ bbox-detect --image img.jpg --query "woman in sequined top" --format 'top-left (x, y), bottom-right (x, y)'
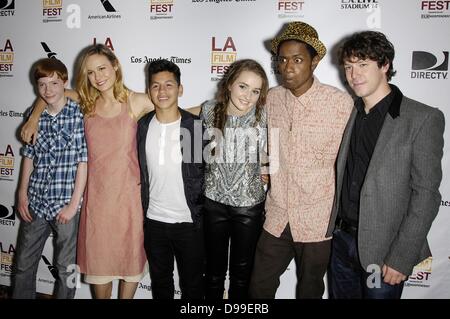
top-left (189, 59), bottom-right (269, 299)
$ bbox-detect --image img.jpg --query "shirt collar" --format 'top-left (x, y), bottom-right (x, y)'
top-left (355, 84), bottom-right (403, 119)
top-left (42, 97), bottom-right (70, 118)
top-left (285, 75), bottom-right (320, 102)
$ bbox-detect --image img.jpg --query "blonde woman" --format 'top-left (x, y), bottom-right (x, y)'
top-left (21, 44), bottom-right (153, 299)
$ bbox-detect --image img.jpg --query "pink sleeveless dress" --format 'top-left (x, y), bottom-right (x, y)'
top-left (77, 102), bottom-right (146, 280)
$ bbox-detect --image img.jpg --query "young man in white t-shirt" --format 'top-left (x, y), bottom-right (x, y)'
top-left (137, 59), bottom-right (205, 299)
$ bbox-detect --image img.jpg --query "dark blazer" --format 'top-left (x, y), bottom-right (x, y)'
top-left (328, 86), bottom-right (445, 275)
top-left (137, 108), bottom-right (205, 227)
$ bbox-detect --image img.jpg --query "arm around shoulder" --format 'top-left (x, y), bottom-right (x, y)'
top-left (21, 89), bottom-right (79, 145)
top-left (21, 97), bottom-right (46, 145)
top-left (130, 91), bottom-right (154, 120)
top-left (65, 89), bottom-right (80, 102)
top-left (185, 106), bottom-right (201, 116)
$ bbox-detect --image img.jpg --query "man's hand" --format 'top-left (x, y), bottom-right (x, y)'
top-left (18, 191), bottom-right (32, 223)
top-left (21, 120), bottom-right (39, 145)
top-left (56, 204), bottom-right (77, 224)
top-left (382, 264), bottom-right (407, 285)
top-left (261, 174), bottom-right (269, 185)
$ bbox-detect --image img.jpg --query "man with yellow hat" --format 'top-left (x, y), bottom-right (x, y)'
top-left (249, 21), bottom-right (353, 298)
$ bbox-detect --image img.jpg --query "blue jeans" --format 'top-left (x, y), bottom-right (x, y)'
top-left (12, 210), bottom-right (80, 299)
top-left (329, 229), bottom-right (404, 299)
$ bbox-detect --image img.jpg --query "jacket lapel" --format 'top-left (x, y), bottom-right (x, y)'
top-left (364, 112), bottom-right (399, 178)
top-left (138, 111), bottom-right (155, 150)
top-left (336, 109), bottom-right (357, 192)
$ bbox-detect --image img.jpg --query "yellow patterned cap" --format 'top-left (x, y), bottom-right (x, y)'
top-left (271, 21), bottom-right (327, 59)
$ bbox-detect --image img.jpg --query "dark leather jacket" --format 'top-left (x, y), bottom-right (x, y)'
top-left (137, 108), bottom-right (205, 227)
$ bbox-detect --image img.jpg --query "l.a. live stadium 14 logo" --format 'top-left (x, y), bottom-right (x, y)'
top-left (43, 0), bottom-right (63, 23)
top-left (340, 0), bottom-right (378, 9)
top-left (277, 0), bottom-right (304, 19)
top-left (0, 38), bottom-right (13, 77)
top-left (411, 51), bottom-right (448, 80)
top-left (210, 36), bottom-right (237, 81)
top-left (421, 0), bottom-right (450, 19)
top-left (0, 0), bottom-right (15, 16)
top-left (150, 0), bottom-right (174, 20)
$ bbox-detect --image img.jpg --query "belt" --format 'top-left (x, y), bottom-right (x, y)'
top-left (336, 218), bottom-right (358, 237)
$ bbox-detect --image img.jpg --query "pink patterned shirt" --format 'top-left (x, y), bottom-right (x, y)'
top-left (265, 77), bottom-right (353, 242)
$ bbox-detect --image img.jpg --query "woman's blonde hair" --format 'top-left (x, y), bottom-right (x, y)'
top-left (76, 44), bottom-right (129, 116)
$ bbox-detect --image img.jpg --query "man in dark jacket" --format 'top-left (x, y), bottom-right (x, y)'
top-left (137, 59), bottom-right (205, 299)
top-left (329, 31), bottom-right (444, 299)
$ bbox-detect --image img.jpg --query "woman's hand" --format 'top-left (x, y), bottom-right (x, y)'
top-left (21, 119), bottom-right (39, 145)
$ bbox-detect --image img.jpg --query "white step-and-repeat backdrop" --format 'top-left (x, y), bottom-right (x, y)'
top-left (1, 0), bottom-right (449, 298)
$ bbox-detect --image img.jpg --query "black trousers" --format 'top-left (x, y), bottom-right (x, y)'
top-left (204, 198), bottom-right (264, 299)
top-left (144, 218), bottom-right (205, 299)
top-left (249, 225), bottom-right (331, 299)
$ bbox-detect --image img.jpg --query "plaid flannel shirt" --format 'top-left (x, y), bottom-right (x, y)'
top-left (22, 98), bottom-right (88, 220)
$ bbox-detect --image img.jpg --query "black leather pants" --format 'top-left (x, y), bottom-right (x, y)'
top-left (204, 197), bottom-right (264, 299)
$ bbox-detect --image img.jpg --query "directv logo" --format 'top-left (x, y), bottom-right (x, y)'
top-left (0, 204), bottom-right (15, 227)
top-left (0, 0), bottom-right (15, 16)
top-left (410, 51), bottom-right (448, 80)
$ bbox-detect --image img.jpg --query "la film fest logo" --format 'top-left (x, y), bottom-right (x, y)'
top-left (93, 37), bottom-right (115, 51)
top-left (421, 0), bottom-right (450, 19)
top-left (149, 0), bottom-right (174, 20)
top-left (42, 0), bottom-right (63, 23)
top-left (88, 0), bottom-right (121, 20)
top-left (0, 241), bottom-right (15, 276)
top-left (340, 0), bottom-right (378, 9)
top-left (411, 50), bottom-right (449, 80)
top-left (404, 257), bottom-right (432, 288)
top-left (0, 38), bottom-right (13, 77)
top-left (0, 204), bottom-right (16, 227)
top-left (277, 0), bottom-right (305, 19)
top-left (0, 144), bottom-right (15, 181)
top-left (0, 0), bottom-right (14, 16)
top-left (210, 36), bottom-right (237, 81)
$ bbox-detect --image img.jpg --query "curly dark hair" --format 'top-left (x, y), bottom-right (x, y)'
top-left (338, 31), bottom-right (396, 81)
